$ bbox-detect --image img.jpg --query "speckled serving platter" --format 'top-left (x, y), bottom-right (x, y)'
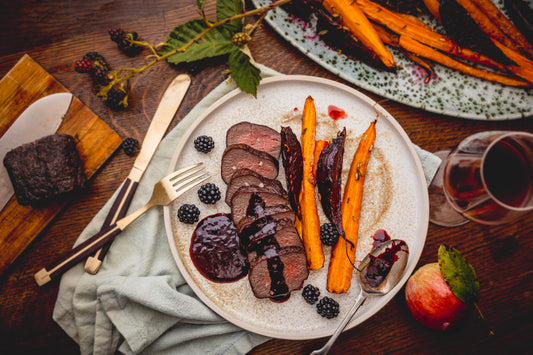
top-left (252, 0), bottom-right (533, 120)
top-left (163, 76), bottom-right (428, 339)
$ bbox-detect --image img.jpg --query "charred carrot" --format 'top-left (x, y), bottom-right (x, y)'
top-left (327, 120), bottom-right (376, 294)
top-left (322, 0), bottom-right (396, 70)
top-left (300, 96), bottom-right (324, 270)
top-left (399, 35), bottom-right (531, 86)
top-left (470, 0), bottom-right (533, 58)
top-left (355, 0), bottom-right (507, 71)
top-left (423, 0), bottom-right (441, 21)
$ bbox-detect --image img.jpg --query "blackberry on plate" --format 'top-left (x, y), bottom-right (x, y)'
top-left (197, 183), bottom-right (221, 204)
top-left (302, 284), bottom-right (320, 304)
top-left (320, 223), bottom-right (339, 246)
top-left (316, 296), bottom-right (340, 319)
top-left (121, 137), bottom-right (139, 156)
top-left (194, 135), bottom-right (215, 153)
top-left (178, 204), bottom-right (200, 224)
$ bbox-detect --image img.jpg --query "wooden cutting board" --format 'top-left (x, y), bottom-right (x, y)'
top-left (0, 54), bottom-right (122, 276)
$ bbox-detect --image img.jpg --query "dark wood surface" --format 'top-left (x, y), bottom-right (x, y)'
top-left (1, 0), bottom-right (532, 354)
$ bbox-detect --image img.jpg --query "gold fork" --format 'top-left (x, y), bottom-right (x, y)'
top-left (34, 163), bottom-right (208, 286)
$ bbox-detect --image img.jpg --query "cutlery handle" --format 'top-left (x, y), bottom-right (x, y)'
top-left (34, 224), bottom-right (122, 286)
top-left (85, 178), bottom-right (138, 274)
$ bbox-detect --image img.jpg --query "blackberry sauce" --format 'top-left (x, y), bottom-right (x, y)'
top-left (364, 236), bottom-right (407, 288)
top-left (190, 213), bottom-right (249, 282)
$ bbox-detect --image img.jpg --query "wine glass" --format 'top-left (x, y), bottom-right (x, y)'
top-left (429, 131), bottom-right (533, 227)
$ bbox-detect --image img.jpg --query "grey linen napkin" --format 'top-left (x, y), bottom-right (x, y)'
top-left (53, 66), bottom-right (441, 355)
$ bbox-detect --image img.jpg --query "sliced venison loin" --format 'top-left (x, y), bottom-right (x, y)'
top-left (221, 144), bottom-right (279, 184)
top-left (248, 248), bottom-right (309, 301)
top-left (226, 121), bottom-right (282, 159)
top-left (225, 168), bottom-right (287, 206)
top-left (246, 226), bottom-right (303, 261)
top-left (230, 187), bottom-right (289, 226)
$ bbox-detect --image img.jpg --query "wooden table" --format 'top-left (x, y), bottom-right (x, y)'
top-left (1, 0), bottom-right (532, 353)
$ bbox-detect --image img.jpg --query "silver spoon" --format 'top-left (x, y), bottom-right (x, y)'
top-left (310, 239), bottom-right (409, 355)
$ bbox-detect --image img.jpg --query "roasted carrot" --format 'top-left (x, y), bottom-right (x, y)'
top-left (423, 0), bottom-right (441, 21)
top-left (327, 120), bottom-right (376, 294)
top-left (398, 35), bottom-right (531, 86)
top-left (470, 0), bottom-right (533, 58)
top-left (354, 0), bottom-right (507, 71)
top-left (322, 0), bottom-right (396, 70)
top-left (300, 96), bottom-right (324, 270)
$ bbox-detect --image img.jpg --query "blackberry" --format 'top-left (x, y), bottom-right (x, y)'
top-left (194, 135), bottom-right (215, 153)
top-left (197, 183), bottom-right (221, 204)
top-left (316, 297), bottom-right (340, 319)
top-left (83, 52), bottom-right (109, 71)
top-left (108, 27), bottom-right (126, 43)
top-left (108, 27), bottom-right (143, 56)
top-left (320, 223), bottom-right (339, 246)
top-left (75, 58), bottom-right (92, 73)
top-left (92, 67), bottom-right (110, 85)
top-left (121, 137), bottom-right (139, 156)
top-left (105, 87), bottom-right (128, 110)
top-left (177, 204), bottom-right (200, 224)
top-left (302, 284), bottom-right (320, 304)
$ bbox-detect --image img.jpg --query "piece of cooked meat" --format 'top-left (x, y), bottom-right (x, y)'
top-left (226, 121), bottom-right (282, 159)
top-left (225, 168), bottom-right (287, 206)
top-left (3, 134), bottom-right (87, 206)
top-left (221, 144), bottom-right (279, 184)
top-left (230, 188), bottom-right (288, 226)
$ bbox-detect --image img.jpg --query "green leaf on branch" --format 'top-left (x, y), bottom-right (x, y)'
top-left (217, 0), bottom-right (244, 33)
top-left (159, 19), bottom-right (235, 64)
top-left (228, 47), bottom-right (261, 97)
top-left (438, 244), bottom-right (479, 305)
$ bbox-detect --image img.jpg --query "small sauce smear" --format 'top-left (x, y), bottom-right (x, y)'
top-left (372, 229), bottom-right (391, 249)
top-left (328, 105), bottom-right (347, 120)
top-left (190, 213), bottom-right (249, 282)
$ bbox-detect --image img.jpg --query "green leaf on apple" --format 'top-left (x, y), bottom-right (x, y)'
top-left (438, 244), bottom-right (479, 305)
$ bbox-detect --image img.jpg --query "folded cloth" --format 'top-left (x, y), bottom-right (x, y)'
top-left (53, 65), bottom-right (441, 355)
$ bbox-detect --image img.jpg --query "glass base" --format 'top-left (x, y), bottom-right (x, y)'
top-left (428, 150), bottom-right (470, 227)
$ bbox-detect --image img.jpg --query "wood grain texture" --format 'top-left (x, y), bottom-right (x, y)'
top-left (0, 55), bottom-right (122, 276)
top-left (0, 0), bottom-right (531, 354)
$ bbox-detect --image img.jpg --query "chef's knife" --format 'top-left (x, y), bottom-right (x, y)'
top-left (0, 93), bottom-right (73, 210)
top-left (84, 73), bottom-right (191, 274)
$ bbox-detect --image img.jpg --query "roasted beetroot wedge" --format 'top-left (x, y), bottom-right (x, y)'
top-left (280, 126), bottom-right (303, 220)
top-left (316, 127), bottom-right (346, 237)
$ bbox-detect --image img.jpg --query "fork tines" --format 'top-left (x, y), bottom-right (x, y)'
top-left (170, 163), bottom-right (209, 197)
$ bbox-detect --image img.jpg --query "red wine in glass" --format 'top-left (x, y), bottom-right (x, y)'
top-left (430, 131), bottom-right (533, 226)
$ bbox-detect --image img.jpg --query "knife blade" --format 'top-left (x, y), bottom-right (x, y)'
top-left (84, 73), bottom-right (191, 274)
top-left (0, 93), bottom-right (73, 210)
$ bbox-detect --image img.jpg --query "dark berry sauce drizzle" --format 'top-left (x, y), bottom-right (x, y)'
top-left (364, 230), bottom-right (407, 288)
top-left (190, 213), bottom-right (249, 282)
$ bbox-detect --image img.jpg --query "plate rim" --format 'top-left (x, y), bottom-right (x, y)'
top-left (163, 75), bottom-right (429, 339)
top-left (251, 0), bottom-right (533, 121)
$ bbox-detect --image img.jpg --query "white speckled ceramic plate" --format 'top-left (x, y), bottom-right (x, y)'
top-left (252, 0), bottom-right (533, 120)
top-left (163, 76), bottom-right (428, 339)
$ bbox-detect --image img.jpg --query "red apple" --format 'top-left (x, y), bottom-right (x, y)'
top-left (405, 262), bottom-right (467, 331)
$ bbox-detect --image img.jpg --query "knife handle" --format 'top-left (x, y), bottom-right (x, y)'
top-left (84, 178), bottom-right (138, 274)
top-left (34, 224), bottom-right (122, 286)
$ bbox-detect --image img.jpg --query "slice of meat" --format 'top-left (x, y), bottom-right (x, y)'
top-left (237, 209), bottom-right (296, 236)
top-left (230, 188), bottom-right (288, 226)
top-left (226, 121), bottom-right (281, 159)
top-left (221, 144), bottom-right (279, 184)
top-left (225, 169), bottom-right (287, 206)
top-left (248, 248), bottom-right (309, 300)
top-left (247, 226), bottom-right (303, 261)
top-left (239, 215), bottom-right (296, 251)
